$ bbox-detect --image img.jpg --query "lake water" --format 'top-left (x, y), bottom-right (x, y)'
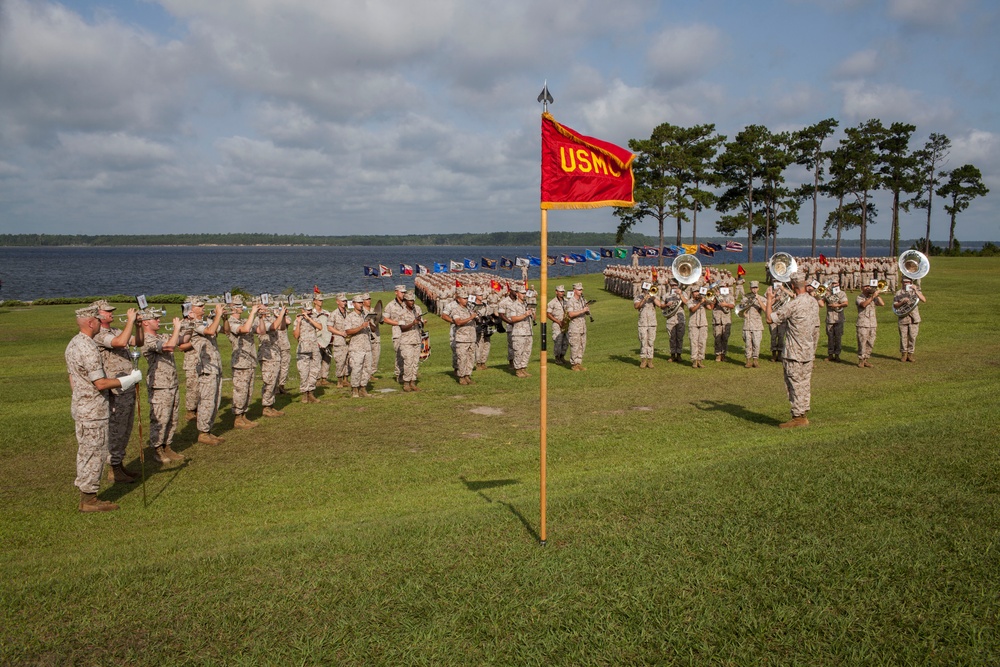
top-left (0, 243), bottom-right (915, 301)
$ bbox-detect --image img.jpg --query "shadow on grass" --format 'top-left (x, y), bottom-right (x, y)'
top-left (460, 476), bottom-right (538, 541)
top-left (692, 399), bottom-right (782, 426)
top-left (608, 354), bottom-right (640, 367)
top-left (103, 458), bottom-right (191, 507)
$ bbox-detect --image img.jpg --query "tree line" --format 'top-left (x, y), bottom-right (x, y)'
top-left (614, 119), bottom-right (989, 263)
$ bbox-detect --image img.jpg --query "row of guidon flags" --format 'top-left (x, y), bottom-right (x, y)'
top-left (363, 242), bottom-right (744, 277)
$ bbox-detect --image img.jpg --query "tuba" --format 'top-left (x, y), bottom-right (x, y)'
top-left (898, 250), bottom-right (930, 281)
top-left (671, 254), bottom-right (703, 285)
top-left (767, 252), bottom-right (798, 283)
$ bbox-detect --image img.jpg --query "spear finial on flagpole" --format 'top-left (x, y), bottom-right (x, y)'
top-left (537, 80), bottom-right (554, 112)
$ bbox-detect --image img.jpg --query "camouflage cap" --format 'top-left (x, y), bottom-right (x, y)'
top-left (352, 294), bottom-right (364, 303)
top-left (456, 288), bottom-right (469, 298)
top-left (336, 292), bottom-right (347, 301)
top-left (572, 282), bottom-right (584, 290)
top-left (555, 284), bottom-right (566, 292)
top-left (750, 280), bottom-right (760, 288)
top-left (394, 284), bottom-right (406, 292)
top-left (404, 290), bottom-right (415, 301)
top-left (75, 305), bottom-right (100, 319)
top-left (91, 299), bottom-right (116, 311)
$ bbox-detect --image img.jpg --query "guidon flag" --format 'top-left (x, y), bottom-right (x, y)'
top-left (540, 112), bottom-right (635, 210)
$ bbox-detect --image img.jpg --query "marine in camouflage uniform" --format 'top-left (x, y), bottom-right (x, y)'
top-left (345, 295), bottom-right (373, 397)
top-left (546, 285), bottom-right (568, 364)
top-left (294, 303), bottom-right (324, 403)
top-left (228, 302), bottom-right (261, 429)
top-left (822, 280), bottom-right (849, 362)
top-left (893, 277), bottom-right (926, 362)
top-left (564, 283), bottom-right (589, 371)
top-left (67, 306), bottom-right (141, 512)
top-left (381, 285), bottom-right (408, 383)
top-left (397, 291), bottom-right (424, 391)
top-left (683, 287), bottom-right (709, 368)
top-left (451, 289), bottom-right (478, 384)
top-left (140, 312), bottom-right (185, 463)
top-left (712, 286), bottom-right (735, 362)
top-left (92, 301), bottom-right (142, 483)
top-left (634, 282), bottom-right (660, 368)
top-left (187, 302), bottom-right (227, 443)
top-left (257, 306), bottom-right (286, 417)
top-left (766, 272), bottom-right (820, 428)
top-left (661, 280), bottom-right (686, 363)
top-left (503, 285), bottom-right (534, 378)
top-left (328, 295), bottom-right (351, 388)
top-left (855, 282), bottom-right (883, 368)
top-left (363, 293), bottom-right (381, 379)
top-left (739, 282), bottom-right (765, 367)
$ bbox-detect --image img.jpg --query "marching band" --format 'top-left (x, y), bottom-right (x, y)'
top-left (65, 250), bottom-right (929, 510)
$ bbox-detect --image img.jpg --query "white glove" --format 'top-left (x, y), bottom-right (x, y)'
top-left (118, 369), bottom-right (142, 391)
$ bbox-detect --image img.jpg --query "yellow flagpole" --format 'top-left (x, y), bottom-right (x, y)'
top-left (540, 208), bottom-right (548, 546)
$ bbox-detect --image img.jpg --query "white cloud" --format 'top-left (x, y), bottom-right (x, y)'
top-left (887, 0), bottom-right (970, 28)
top-left (56, 132), bottom-right (175, 171)
top-left (834, 48), bottom-right (880, 78)
top-left (646, 24), bottom-right (727, 87)
top-left (950, 129), bottom-right (998, 165)
top-left (836, 80), bottom-right (953, 126)
top-left (0, 0), bottom-right (189, 143)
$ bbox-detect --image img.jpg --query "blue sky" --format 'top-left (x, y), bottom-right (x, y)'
top-left (0, 0), bottom-right (996, 242)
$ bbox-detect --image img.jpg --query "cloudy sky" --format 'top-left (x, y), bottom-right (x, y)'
top-left (1, 0), bottom-right (997, 242)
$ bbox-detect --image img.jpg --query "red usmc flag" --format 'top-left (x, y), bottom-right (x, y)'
top-left (540, 112), bottom-right (635, 210)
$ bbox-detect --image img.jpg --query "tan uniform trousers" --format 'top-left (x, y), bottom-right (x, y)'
top-left (769, 323), bottom-right (785, 354)
top-left (743, 329), bottom-right (762, 360)
top-left (277, 335), bottom-right (291, 387)
top-left (183, 353), bottom-right (200, 412)
top-left (231, 367), bottom-right (255, 415)
top-left (400, 342), bottom-right (421, 382)
top-left (568, 328), bottom-right (586, 366)
top-left (196, 372), bottom-right (222, 433)
top-left (638, 325), bottom-right (656, 359)
top-left (75, 420), bottom-right (109, 494)
top-left (476, 331), bottom-right (492, 365)
top-left (319, 346), bottom-right (332, 380)
top-left (857, 326), bottom-right (877, 361)
top-left (349, 345), bottom-right (371, 388)
top-left (148, 386), bottom-right (179, 449)
top-left (297, 349), bottom-right (320, 392)
top-left (108, 388), bottom-right (136, 466)
top-left (511, 335), bottom-right (531, 370)
top-left (783, 359), bottom-right (813, 418)
top-left (260, 359), bottom-right (280, 407)
top-left (898, 321), bottom-right (919, 355)
top-left (369, 337), bottom-right (381, 376)
top-left (456, 340), bottom-right (476, 377)
top-left (333, 343), bottom-right (349, 379)
top-left (689, 325), bottom-right (708, 361)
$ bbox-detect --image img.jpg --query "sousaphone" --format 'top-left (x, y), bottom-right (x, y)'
top-left (671, 254), bottom-right (703, 285)
top-left (767, 252), bottom-right (798, 283)
top-left (894, 250), bottom-right (930, 316)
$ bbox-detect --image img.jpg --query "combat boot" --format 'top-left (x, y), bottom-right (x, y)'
top-left (108, 464), bottom-right (136, 484)
top-left (263, 406), bottom-right (284, 417)
top-left (906, 354), bottom-right (914, 363)
top-left (162, 445), bottom-right (185, 461)
top-left (639, 359), bottom-right (647, 369)
top-left (277, 385), bottom-right (286, 394)
top-left (185, 410), bottom-right (197, 421)
top-left (152, 447), bottom-right (170, 464)
top-left (351, 387), bottom-right (360, 398)
top-left (715, 354), bottom-right (723, 362)
top-left (79, 492), bottom-right (119, 513)
top-left (402, 381), bottom-right (412, 392)
top-left (409, 381), bottom-right (420, 392)
top-left (745, 360), bottom-right (752, 368)
top-left (863, 360), bottom-right (874, 368)
top-left (316, 378), bottom-right (330, 387)
top-left (646, 360), bottom-right (653, 369)
top-left (198, 432), bottom-right (222, 445)
top-left (779, 415), bottom-right (810, 429)
top-left (753, 359), bottom-right (760, 368)
top-left (234, 414), bottom-right (253, 429)
top-left (359, 387), bottom-right (370, 398)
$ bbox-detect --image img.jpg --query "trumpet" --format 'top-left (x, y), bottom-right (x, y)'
top-left (875, 279), bottom-right (888, 294)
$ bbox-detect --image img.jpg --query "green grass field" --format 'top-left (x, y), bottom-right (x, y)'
top-left (2, 257), bottom-right (999, 665)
